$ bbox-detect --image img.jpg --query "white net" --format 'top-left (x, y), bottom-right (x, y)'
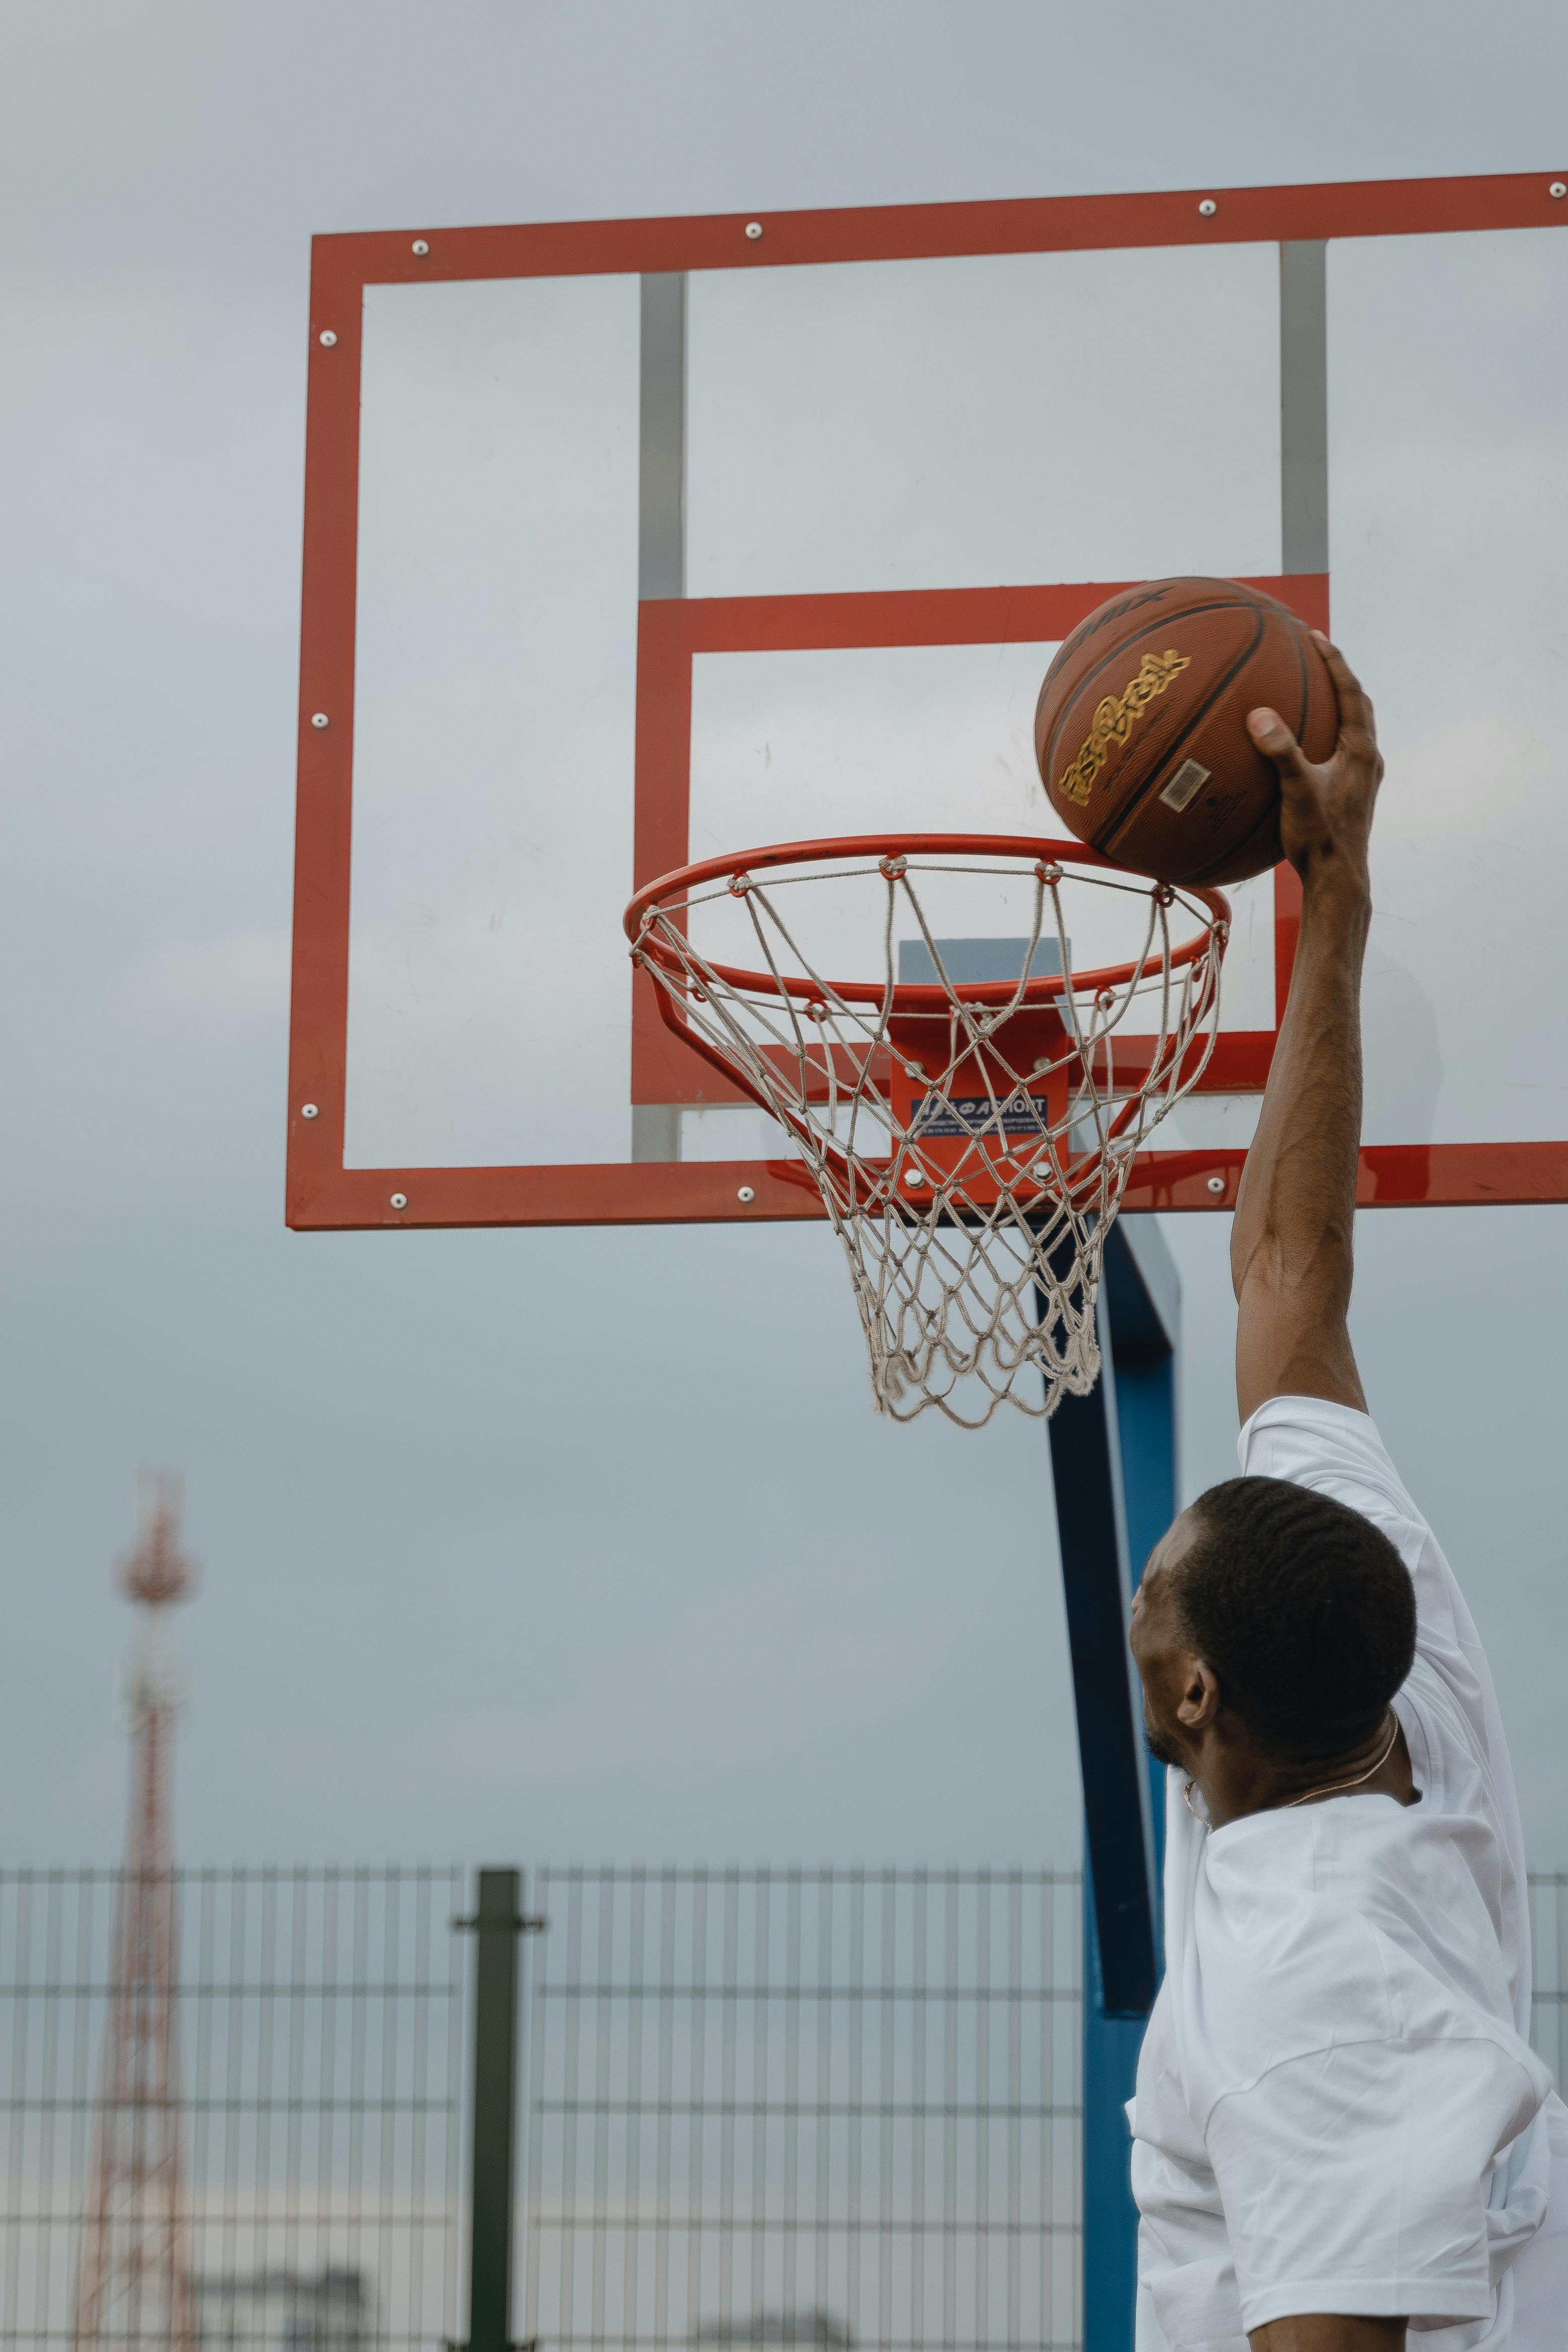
top-left (631, 843), bottom-right (1228, 1427)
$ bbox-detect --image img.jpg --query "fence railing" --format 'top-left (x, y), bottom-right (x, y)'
top-left (523, 1869), bottom-right (1082, 2352)
top-left (0, 1866), bottom-right (1562, 2351)
top-left (1530, 1869), bottom-right (1568, 2089)
top-left (0, 1867), bottom-right (465, 2348)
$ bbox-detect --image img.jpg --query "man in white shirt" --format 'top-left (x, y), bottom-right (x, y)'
top-left (1124, 639), bottom-right (1568, 2352)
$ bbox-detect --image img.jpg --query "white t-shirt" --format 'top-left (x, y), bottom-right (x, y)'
top-left (1130, 1394), bottom-right (1568, 2350)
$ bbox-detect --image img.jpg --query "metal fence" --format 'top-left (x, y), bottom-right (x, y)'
top-left (1530, 1869), bottom-right (1568, 2089)
top-left (0, 1865), bottom-right (1563, 2351)
top-left (0, 1867), bottom-right (465, 2348)
top-left (523, 1869), bottom-right (1081, 2352)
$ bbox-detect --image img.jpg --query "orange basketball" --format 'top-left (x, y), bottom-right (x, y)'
top-left (1033, 578), bottom-right (1338, 886)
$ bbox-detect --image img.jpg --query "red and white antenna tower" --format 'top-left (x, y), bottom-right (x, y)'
top-left (73, 1473), bottom-right (197, 2351)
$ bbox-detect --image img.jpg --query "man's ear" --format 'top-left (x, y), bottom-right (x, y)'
top-left (1175, 1658), bottom-right (1222, 1733)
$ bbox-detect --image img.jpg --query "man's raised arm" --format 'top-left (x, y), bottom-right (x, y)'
top-left (1231, 638), bottom-right (1384, 1426)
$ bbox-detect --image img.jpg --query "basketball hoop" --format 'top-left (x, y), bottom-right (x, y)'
top-left (626, 834), bottom-right (1229, 1427)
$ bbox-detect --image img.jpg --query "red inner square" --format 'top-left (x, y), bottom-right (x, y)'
top-left (630, 578), bottom-right (1322, 1107)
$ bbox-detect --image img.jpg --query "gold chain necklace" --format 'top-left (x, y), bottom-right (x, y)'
top-left (1183, 1712), bottom-right (1401, 1831)
top-left (1283, 1712), bottom-right (1401, 1807)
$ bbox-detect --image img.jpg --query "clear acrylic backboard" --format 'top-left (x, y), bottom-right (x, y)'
top-left (287, 172), bottom-right (1568, 1230)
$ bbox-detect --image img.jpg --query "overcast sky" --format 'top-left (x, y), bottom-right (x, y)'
top-left (5, 2), bottom-right (1568, 1877)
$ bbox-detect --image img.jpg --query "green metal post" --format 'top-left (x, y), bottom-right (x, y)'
top-left (465, 1868), bottom-right (523, 2352)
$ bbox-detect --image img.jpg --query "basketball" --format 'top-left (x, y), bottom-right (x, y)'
top-left (1033, 577), bottom-right (1338, 887)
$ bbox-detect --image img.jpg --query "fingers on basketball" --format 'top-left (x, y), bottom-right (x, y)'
top-left (1311, 633), bottom-right (1379, 759)
top-left (1246, 706), bottom-right (1315, 785)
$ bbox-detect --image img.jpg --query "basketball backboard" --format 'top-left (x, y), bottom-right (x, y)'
top-left (287, 169), bottom-right (1568, 1232)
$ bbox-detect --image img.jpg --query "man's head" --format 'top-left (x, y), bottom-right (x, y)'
top-left (1129, 1476), bottom-right (1417, 1774)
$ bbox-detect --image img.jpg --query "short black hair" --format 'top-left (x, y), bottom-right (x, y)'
top-left (1171, 1476), bottom-right (1417, 1759)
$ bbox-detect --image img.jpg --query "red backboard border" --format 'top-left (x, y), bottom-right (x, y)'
top-left (288, 169), bottom-right (1568, 1230)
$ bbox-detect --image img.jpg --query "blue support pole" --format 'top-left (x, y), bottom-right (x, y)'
top-left (1045, 1220), bottom-right (1179, 2352)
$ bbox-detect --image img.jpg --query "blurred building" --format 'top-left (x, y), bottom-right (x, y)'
top-left (191, 2265), bottom-right (371, 2349)
top-left (695, 2314), bottom-right (852, 2351)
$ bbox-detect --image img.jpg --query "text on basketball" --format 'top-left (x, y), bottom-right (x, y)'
top-left (1057, 649), bottom-right (1191, 807)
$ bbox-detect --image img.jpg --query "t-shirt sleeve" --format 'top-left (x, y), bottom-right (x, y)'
top-left (1238, 1394), bottom-right (1464, 1657)
top-left (1236, 1395), bottom-right (1507, 1767)
top-left (1204, 2031), bottom-right (1543, 2330)
top-left (1233, 1396), bottom-right (1529, 1987)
